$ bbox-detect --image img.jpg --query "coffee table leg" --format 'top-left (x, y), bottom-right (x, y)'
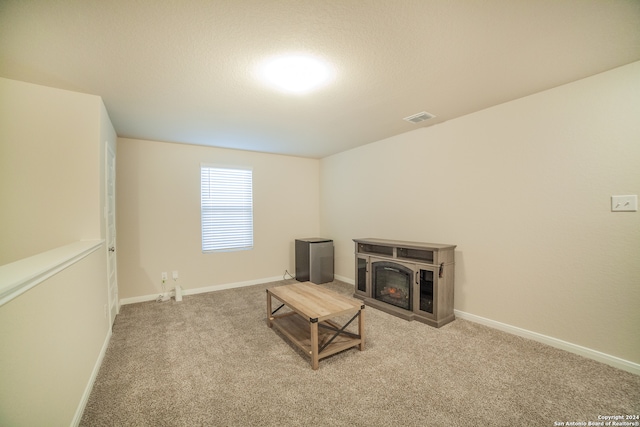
top-left (310, 320), bottom-right (319, 370)
top-left (358, 307), bottom-right (365, 351)
top-left (266, 291), bottom-right (273, 328)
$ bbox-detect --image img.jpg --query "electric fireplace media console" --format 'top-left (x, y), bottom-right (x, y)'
top-left (353, 238), bottom-right (456, 328)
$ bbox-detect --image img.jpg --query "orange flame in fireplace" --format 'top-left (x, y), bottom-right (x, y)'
top-left (382, 286), bottom-right (404, 299)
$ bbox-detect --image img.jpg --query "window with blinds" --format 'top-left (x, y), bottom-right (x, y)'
top-left (201, 166), bottom-right (253, 252)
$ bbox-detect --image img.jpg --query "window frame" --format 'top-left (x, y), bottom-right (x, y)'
top-left (200, 164), bottom-right (254, 253)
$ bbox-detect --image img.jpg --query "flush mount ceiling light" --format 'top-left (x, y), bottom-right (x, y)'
top-left (258, 54), bottom-right (335, 95)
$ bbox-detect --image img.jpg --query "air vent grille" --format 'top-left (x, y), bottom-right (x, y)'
top-left (403, 111), bottom-right (435, 124)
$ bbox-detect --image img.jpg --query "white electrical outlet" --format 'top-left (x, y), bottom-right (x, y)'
top-left (172, 270), bottom-right (178, 280)
top-left (611, 195), bottom-right (638, 212)
top-left (161, 272), bottom-right (168, 281)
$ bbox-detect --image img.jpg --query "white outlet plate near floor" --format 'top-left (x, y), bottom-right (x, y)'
top-left (611, 195), bottom-right (638, 212)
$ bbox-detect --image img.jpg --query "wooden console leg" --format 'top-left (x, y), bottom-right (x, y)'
top-left (358, 308), bottom-right (365, 351)
top-left (310, 320), bottom-right (319, 370)
top-left (266, 291), bottom-right (273, 328)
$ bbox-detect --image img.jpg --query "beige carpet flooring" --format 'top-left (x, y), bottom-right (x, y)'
top-left (81, 280), bottom-right (640, 426)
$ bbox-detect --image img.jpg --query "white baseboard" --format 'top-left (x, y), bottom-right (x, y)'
top-left (454, 309), bottom-right (640, 376)
top-left (71, 325), bottom-right (112, 427)
top-left (119, 276), bottom-right (285, 306)
top-left (183, 275), bottom-right (284, 296)
top-left (120, 275), bottom-right (356, 306)
top-left (334, 274), bottom-right (354, 285)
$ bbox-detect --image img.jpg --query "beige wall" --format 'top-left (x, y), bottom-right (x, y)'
top-left (0, 78), bottom-right (104, 264)
top-left (320, 62), bottom-right (640, 364)
top-left (0, 78), bottom-right (113, 426)
top-left (116, 138), bottom-right (320, 299)
top-left (0, 249), bottom-right (108, 426)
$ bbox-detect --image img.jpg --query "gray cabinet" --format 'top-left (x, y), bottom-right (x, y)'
top-left (354, 238), bottom-right (456, 328)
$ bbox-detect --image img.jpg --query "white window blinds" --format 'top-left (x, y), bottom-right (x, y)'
top-left (201, 166), bottom-right (253, 252)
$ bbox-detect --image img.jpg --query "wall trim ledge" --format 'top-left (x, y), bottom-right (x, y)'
top-left (0, 240), bottom-right (104, 307)
top-left (454, 309), bottom-right (640, 376)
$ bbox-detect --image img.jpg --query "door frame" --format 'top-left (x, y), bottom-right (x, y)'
top-left (105, 140), bottom-right (119, 326)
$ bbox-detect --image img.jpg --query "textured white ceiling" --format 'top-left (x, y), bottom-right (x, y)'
top-left (1, 0), bottom-right (639, 158)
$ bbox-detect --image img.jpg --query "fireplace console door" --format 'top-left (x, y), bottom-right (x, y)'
top-left (353, 238), bottom-right (456, 328)
top-left (414, 266), bottom-right (438, 321)
top-left (356, 255), bottom-right (368, 295)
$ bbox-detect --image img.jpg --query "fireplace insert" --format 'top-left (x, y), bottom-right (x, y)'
top-left (353, 238), bottom-right (456, 328)
top-left (372, 261), bottom-right (412, 310)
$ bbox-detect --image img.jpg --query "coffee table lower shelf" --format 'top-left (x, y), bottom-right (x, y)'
top-left (269, 312), bottom-right (363, 367)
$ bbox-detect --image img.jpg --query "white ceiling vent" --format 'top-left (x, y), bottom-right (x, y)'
top-left (403, 111), bottom-right (435, 124)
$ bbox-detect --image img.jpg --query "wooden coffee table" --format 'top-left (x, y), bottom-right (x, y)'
top-left (266, 282), bottom-right (365, 370)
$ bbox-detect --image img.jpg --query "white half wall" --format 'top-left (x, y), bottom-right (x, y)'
top-left (0, 247), bottom-right (110, 426)
top-left (0, 77), bottom-right (115, 426)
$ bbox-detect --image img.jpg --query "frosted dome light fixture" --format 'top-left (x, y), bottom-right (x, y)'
top-left (259, 54), bottom-right (335, 95)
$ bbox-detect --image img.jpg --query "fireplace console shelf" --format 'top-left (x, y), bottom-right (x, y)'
top-left (353, 238), bottom-right (456, 328)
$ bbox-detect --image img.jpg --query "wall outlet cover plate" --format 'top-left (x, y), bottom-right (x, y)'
top-left (611, 195), bottom-right (638, 212)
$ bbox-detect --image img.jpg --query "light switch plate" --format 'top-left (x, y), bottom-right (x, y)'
top-left (611, 195), bottom-right (637, 212)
